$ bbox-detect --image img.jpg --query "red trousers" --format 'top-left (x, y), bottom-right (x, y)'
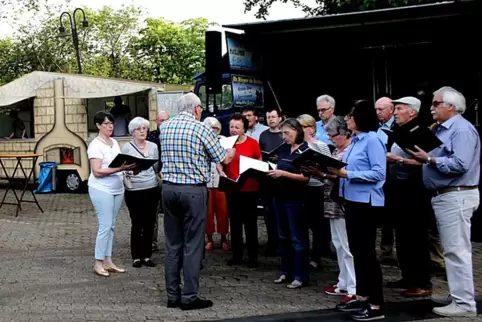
top-left (206, 188), bottom-right (229, 235)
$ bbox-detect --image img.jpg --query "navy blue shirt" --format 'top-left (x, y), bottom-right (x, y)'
top-left (273, 142), bottom-right (308, 200)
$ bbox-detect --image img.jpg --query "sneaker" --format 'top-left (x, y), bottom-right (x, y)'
top-left (432, 302), bottom-right (477, 317)
top-left (324, 285), bottom-right (348, 296)
top-left (340, 295), bottom-right (355, 303)
top-left (351, 306), bottom-right (385, 321)
top-left (336, 296), bottom-right (368, 312)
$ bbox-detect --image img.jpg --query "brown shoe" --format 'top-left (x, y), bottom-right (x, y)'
top-left (402, 288), bottom-right (433, 297)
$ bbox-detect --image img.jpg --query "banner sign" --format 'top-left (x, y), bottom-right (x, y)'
top-left (226, 32), bottom-right (260, 71)
top-left (231, 75), bottom-right (264, 108)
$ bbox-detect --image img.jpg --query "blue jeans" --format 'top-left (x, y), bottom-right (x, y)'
top-left (273, 199), bottom-right (309, 281)
top-left (89, 187), bottom-right (124, 260)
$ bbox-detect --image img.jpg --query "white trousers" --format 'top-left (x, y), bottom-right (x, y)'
top-left (432, 189), bottom-right (479, 312)
top-left (330, 218), bottom-right (356, 295)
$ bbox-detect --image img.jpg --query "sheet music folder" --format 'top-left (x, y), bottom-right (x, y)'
top-left (261, 142), bottom-right (284, 162)
top-left (382, 124), bottom-right (442, 153)
top-left (108, 154), bottom-right (157, 171)
top-left (291, 144), bottom-right (347, 170)
top-left (219, 135), bottom-right (239, 149)
top-left (218, 156), bottom-right (275, 192)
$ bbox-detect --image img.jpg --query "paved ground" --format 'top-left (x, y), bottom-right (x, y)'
top-left (0, 190), bottom-right (481, 322)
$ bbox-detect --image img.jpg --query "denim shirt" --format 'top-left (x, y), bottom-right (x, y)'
top-left (315, 120), bottom-right (334, 146)
top-left (423, 114), bottom-right (481, 190)
top-left (339, 131), bottom-right (387, 207)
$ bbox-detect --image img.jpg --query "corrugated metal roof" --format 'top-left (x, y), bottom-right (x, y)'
top-left (223, 1), bottom-right (476, 34)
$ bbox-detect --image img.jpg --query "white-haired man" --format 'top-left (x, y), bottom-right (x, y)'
top-left (409, 87), bottom-right (480, 317)
top-left (385, 97), bottom-right (432, 297)
top-left (315, 94), bottom-right (336, 146)
top-left (160, 93), bottom-right (235, 311)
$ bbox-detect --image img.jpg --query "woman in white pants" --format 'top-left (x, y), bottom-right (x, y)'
top-left (302, 115), bottom-right (356, 302)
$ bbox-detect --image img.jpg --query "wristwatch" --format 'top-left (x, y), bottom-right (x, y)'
top-left (426, 156), bottom-right (432, 164)
top-left (397, 158), bottom-right (404, 165)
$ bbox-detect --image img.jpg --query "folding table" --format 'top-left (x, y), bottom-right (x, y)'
top-left (0, 153), bottom-right (44, 217)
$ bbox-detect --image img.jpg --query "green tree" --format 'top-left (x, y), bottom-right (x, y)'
top-left (131, 17), bottom-right (215, 85)
top-left (2, 4), bottom-right (143, 80)
top-left (1, 0), bottom-right (41, 19)
top-left (0, 4), bottom-right (212, 86)
top-left (244, 0), bottom-right (442, 19)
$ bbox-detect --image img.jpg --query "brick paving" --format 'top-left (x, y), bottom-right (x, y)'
top-left (0, 190), bottom-right (480, 322)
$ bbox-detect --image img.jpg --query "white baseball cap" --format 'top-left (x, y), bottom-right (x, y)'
top-left (392, 96), bottom-right (421, 112)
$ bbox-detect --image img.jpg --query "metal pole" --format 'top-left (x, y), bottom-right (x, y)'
top-left (59, 8), bottom-right (87, 74)
top-left (72, 28), bottom-right (82, 74)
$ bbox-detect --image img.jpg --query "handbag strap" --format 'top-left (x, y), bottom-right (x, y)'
top-left (130, 142), bottom-right (146, 158)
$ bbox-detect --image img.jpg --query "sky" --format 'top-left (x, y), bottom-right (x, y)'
top-left (0, 0), bottom-right (312, 37)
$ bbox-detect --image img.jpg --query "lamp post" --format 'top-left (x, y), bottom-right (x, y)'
top-left (59, 8), bottom-right (89, 74)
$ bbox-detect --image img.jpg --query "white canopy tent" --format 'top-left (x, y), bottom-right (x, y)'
top-left (0, 71), bottom-right (162, 107)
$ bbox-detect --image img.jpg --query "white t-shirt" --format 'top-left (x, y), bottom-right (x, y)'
top-left (87, 137), bottom-right (124, 195)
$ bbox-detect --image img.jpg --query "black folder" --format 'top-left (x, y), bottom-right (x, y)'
top-left (218, 156), bottom-right (275, 192)
top-left (382, 124), bottom-right (442, 153)
top-left (291, 145), bottom-right (347, 171)
top-left (218, 168), bottom-right (268, 192)
top-left (261, 142), bottom-right (285, 162)
top-left (108, 153), bottom-right (158, 171)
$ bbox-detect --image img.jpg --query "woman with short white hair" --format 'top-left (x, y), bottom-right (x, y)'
top-left (122, 116), bottom-right (160, 268)
top-left (203, 117), bottom-right (230, 251)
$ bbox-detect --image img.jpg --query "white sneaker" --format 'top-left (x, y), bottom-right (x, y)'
top-left (431, 294), bottom-right (452, 305)
top-left (432, 302), bottom-right (477, 317)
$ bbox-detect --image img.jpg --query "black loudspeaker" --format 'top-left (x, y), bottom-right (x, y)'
top-left (205, 30), bottom-right (222, 94)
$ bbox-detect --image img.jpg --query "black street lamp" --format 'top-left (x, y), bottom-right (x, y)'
top-left (59, 8), bottom-right (89, 74)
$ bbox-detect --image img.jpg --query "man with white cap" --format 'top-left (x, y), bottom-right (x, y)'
top-left (409, 87), bottom-right (480, 317)
top-left (385, 96), bottom-right (433, 297)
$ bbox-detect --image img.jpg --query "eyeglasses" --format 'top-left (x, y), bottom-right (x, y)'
top-left (317, 107), bottom-right (332, 114)
top-left (135, 126), bottom-right (148, 131)
top-left (328, 133), bottom-right (340, 139)
top-left (432, 101), bottom-right (444, 107)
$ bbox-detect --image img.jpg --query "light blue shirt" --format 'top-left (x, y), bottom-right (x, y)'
top-left (423, 114), bottom-right (480, 190)
top-left (376, 116), bottom-right (395, 145)
top-left (339, 131), bottom-right (387, 207)
top-left (315, 120), bottom-right (334, 146)
top-left (246, 123), bottom-right (269, 141)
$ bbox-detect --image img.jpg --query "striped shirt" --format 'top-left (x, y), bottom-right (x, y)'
top-left (160, 112), bottom-right (226, 184)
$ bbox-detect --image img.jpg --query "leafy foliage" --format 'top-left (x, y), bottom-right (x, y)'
top-left (244, 0), bottom-right (443, 19)
top-left (0, 4), bottom-right (212, 86)
top-left (132, 17), bottom-right (215, 84)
